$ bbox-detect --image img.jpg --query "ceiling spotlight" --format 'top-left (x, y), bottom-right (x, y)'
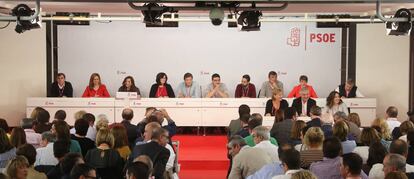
top-left (386, 8), bottom-right (412, 36)
top-left (11, 4), bottom-right (41, 34)
top-left (209, 8), bottom-right (224, 26)
top-left (237, 10), bottom-right (262, 31)
top-left (141, 3), bottom-right (172, 25)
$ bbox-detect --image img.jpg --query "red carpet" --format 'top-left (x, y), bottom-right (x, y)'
top-left (172, 135), bottom-right (229, 179)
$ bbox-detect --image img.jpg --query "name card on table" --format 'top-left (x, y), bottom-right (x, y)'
top-left (116, 92), bottom-right (140, 99)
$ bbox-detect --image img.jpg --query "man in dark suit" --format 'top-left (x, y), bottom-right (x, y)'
top-left (121, 108), bottom-right (140, 149)
top-left (291, 87), bottom-right (316, 116)
top-left (270, 107), bottom-right (297, 145)
top-left (129, 127), bottom-right (170, 179)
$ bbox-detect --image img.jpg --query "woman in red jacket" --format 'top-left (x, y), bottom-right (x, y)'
top-left (82, 73), bottom-right (110, 97)
top-left (288, 75), bottom-right (318, 98)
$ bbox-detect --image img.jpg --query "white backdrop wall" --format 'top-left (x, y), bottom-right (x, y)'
top-left (356, 23), bottom-right (410, 120)
top-left (0, 22), bottom-right (46, 126)
top-left (58, 21), bottom-right (342, 98)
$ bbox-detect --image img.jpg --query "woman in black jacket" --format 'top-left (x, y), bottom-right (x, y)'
top-left (149, 72), bottom-right (175, 98)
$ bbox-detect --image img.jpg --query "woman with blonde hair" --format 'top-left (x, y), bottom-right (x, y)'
top-left (5, 155), bottom-right (29, 179)
top-left (348, 113), bottom-right (361, 128)
top-left (291, 170), bottom-right (317, 179)
top-left (333, 121), bottom-right (356, 154)
top-left (85, 129), bottom-right (124, 179)
top-left (265, 89), bottom-right (289, 116)
top-left (299, 127), bottom-right (324, 169)
top-left (110, 124), bottom-right (131, 161)
top-left (95, 117), bottom-right (109, 132)
top-left (371, 118), bottom-right (392, 140)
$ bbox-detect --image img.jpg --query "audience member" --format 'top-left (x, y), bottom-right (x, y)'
top-left (228, 135), bottom-right (272, 179)
top-left (271, 107), bottom-right (296, 145)
top-left (61, 153), bottom-right (84, 179)
top-left (382, 154), bottom-right (407, 177)
top-left (349, 113), bottom-right (362, 128)
top-left (385, 106), bottom-right (400, 133)
top-left (129, 127), bottom-right (170, 179)
top-left (126, 161), bottom-right (151, 179)
top-left (121, 108), bottom-right (140, 149)
top-left (259, 71), bottom-right (284, 98)
top-left (136, 107), bottom-right (157, 137)
top-left (321, 113), bottom-right (334, 138)
top-left (47, 140), bottom-right (70, 179)
top-left (74, 110), bottom-right (87, 122)
top-left (244, 116), bottom-right (278, 147)
top-left (265, 89), bottom-right (288, 116)
top-left (406, 130), bottom-right (414, 165)
top-left (84, 128), bottom-right (124, 179)
top-left (95, 115), bottom-right (109, 132)
top-left (16, 144), bottom-right (47, 179)
top-left (384, 171), bottom-right (408, 179)
top-left (290, 120), bottom-right (306, 146)
top-left (253, 126), bottom-right (279, 161)
top-left (151, 109), bottom-right (177, 138)
top-left (272, 149), bottom-right (302, 179)
top-left (34, 109), bottom-right (52, 134)
top-left (70, 164), bottom-right (96, 179)
top-left (299, 127), bottom-right (324, 169)
top-left (52, 120), bottom-right (82, 154)
top-left (247, 143), bottom-right (293, 179)
top-left (111, 124), bottom-right (131, 161)
top-left (235, 114), bottom-right (251, 138)
top-left (0, 128), bottom-right (16, 169)
top-left (333, 121), bottom-right (356, 154)
top-left (228, 105), bottom-right (251, 139)
top-left (54, 110), bottom-right (66, 121)
top-left (334, 111), bottom-right (361, 143)
top-left (0, 118), bottom-right (10, 134)
top-left (35, 131), bottom-right (58, 167)
top-left (306, 106), bottom-right (322, 127)
top-left (369, 139), bottom-right (414, 179)
top-left (10, 127), bottom-right (27, 149)
top-left (341, 153), bottom-right (363, 179)
top-left (291, 170), bottom-right (317, 179)
top-left (20, 118), bottom-right (41, 148)
top-left (371, 118), bottom-right (392, 141)
top-left (70, 118), bottom-right (96, 157)
top-left (398, 121), bottom-right (414, 142)
top-left (354, 128), bottom-right (381, 164)
top-left (291, 87), bottom-right (317, 116)
top-left (310, 137), bottom-right (367, 179)
top-left (82, 113), bottom-right (97, 142)
top-left (288, 75), bottom-right (318, 98)
top-left (363, 142), bottom-right (388, 175)
top-left (5, 155), bottom-right (29, 179)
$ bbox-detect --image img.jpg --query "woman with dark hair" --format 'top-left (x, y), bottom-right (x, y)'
top-left (325, 91), bottom-right (349, 115)
top-left (51, 120), bottom-right (82, 154)
top-left (10, 127), bottom-right (27, 148)
top-left (34, 109), bottom-right (52, 134)
top-left (363, 141), bottom-right (388, 174)
top-left (110, 124), bottom-right (130, 161)
top-left (406, 129), bottom-right (414, 165)
top-left (0, 128), bottom-right (16, 169)
top-left (0, 118), bottom-right (10, 134)
top-left (82, 73), bottom-right (110, 98)
top-left (118, 76), bottom-right (141, 95)
top-left (149, 72), bottom-right (175, 98)
top-left (354, 128), bottom-right (381, 164)
top-left (290, 120), bottom-right (306, 146)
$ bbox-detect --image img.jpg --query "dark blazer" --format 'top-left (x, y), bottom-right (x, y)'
top-left (265, 99), bottom-right (289, 116)
top-left (121, 120), bottom-right (140, 149)
top-left (149, 84), bottom-right (175, 98)
top-left (49, 81), bottom-right (73, 97)
top-left (291, 97), bottom-right (317, 116)
top-left (270, 118), bottom-right (293, 145)
top-left (129, 141), bottom-right (170, 179)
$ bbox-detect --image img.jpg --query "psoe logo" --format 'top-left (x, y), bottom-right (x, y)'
top-left (287, 27), bottom-right (300, 47)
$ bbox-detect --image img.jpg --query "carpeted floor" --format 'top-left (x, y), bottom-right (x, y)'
top-left (172, 135), bottom-right (229, 179)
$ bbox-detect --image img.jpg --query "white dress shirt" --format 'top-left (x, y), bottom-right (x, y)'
top-left (254, 140), bottom-right (279, 162)
top-left (35, 142), bottom-right (59, 166)
top-left (369, 163), bottom-right (414, 179)
top-left (386, 118), bottom-right (401, 133)
top-left (353, 146), bottom-right (369, 164)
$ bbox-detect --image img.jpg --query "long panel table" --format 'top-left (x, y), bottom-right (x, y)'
top-left (27, 98), bottom-right (376, 127)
